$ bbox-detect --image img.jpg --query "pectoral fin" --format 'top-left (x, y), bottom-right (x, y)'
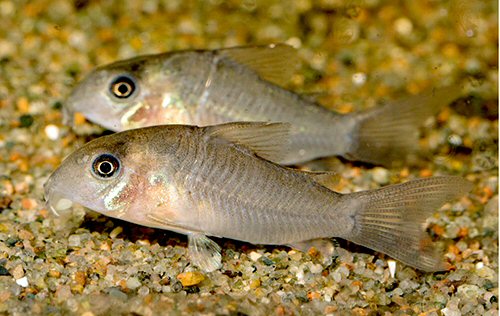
top-left (219, 44), bottom-right (300, 87)
top-left (188, 233), bottom-right (222, 272)
top-left (206, 122), bottom-right (291, 162)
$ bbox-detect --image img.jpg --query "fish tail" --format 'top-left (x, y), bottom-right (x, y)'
top-left (342, 176), bottom-right (472, 272)
top-left (345, 85), bottom-right (462, 166)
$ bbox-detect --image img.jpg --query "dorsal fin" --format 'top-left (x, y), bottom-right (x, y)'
top-left (206, 122), bottom-right (290, 162)
top-left (219, 44), bottom-right (300, 87)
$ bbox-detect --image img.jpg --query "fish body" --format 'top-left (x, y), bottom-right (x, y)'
top-left (44, 122), bottom-right (471, 272)
top-left (65, 45), bottom-right (461, 165)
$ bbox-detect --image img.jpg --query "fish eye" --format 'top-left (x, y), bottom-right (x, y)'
top-left (110, 75), bottom-right (136, 99)
top-left (92, 154), bottom-right (120, 179)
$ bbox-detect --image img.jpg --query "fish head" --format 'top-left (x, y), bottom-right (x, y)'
top-left (44, 130), bottom-right (169, 223)
top-left (65, 54), bottom-right (192, 131)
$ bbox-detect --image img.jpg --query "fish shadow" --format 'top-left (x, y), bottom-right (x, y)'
top-left (79, 211), bottom-right (384, 268)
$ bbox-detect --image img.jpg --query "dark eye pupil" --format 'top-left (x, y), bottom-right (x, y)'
top-left (117, 83), bottom-right (130, 95)
top-left (110, 75), bottom-right (136, 98)
top-left (98, 161), bottom-right (113, 174)
top-left (92, 154), bottom-right (120, 178)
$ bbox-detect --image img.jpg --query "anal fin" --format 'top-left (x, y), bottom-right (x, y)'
top-left (289, 238), bottom-right (336, 265)
top-left (303, 171), bottom-right (340, 190)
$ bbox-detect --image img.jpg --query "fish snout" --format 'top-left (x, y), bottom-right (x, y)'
top-left (43, 174), bottom-right (73, 216)
top-left (62, 93), bottom-right (78, 128)
top-left (62, 104), bottom-right (75, 128)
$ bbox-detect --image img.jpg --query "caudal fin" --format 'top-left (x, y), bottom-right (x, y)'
top-left (344, 176), bottom-right (472, 272)
top-left (346, 85), bottom-right (462, 166)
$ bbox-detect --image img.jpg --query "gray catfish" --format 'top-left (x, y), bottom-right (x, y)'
top-left (64, 44), bottom-right (461, 165)
top-left (44, 122), bottom-right (471, 272)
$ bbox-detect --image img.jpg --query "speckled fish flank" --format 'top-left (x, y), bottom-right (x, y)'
top-left (44, 123), bottom-right (472, 272)
top-left (64, 44), bottom-right (462, 165)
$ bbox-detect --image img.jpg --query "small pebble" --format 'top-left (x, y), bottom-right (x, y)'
top-left (15, 277), bottom-right (29, 288)
top-left (44, 124), bottom-right (60, 140)
top-left (352, 72), bottom-right (367, 86)
top-left (0, 266), bottom-right (10, 276)
top-left (177, 271), bottom-right (205, 287)
top-left (68, 234), bottom-right (82, 247)
top-left (48, 270), bottom-right (61, 278)
top-left (126, 277), bottom-right (142, 290)
top-left (309, 263), bottom-right (323, 274)
top-left (388, 260), bottom-right (396, 278)
top-left (372, 167), bottom-right (389, 185)
top-left (12, 265), bottom-right (24, 279)
top-left (394, 17), bottom-right (413, 35)
top-left (138, 286), bottom-right (150, 296)
top-left (249, 251), bottom-right (262, 262)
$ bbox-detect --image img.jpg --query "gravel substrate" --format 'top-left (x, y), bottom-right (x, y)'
top-left (0, 1), bottom-right (497, 315)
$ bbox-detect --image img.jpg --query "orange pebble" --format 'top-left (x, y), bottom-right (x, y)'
top-left (419, 169), bottom-right (433, 177)
top-left (21, 198), bottom-right (37, 210)
top-left (177, 271), bottom-right (205, 287)
top-left (399, 168), bottom-right (410, 178)
top-left (38, 208), bottom-right (49, 218)
top-left (73, 112), bottom-right (87, 126)
top-left (437, 108), bottom-right (451, 123)
top-left (16, 97), bottom-right (30, 113)
top-left (48, 270), bottom-right (61, 278)
top-left (483, 186), bottom-right (494, 199)
top-left (431, 225), bottom-right (445, 237)
top-left (307, 291), bottom-right (321, 300)
top-left (448, 244), bottom-right (460, 255)
top-left (74, 271), bottom-right (86, 286)
top-left (9, 152), bottom-right (23, 162)
top-left (118, 279), bottom-right (127, 290)
top-left (352, 307), bottom-right (368, 316)
top-left (457, 227), bottom-right (469, 238)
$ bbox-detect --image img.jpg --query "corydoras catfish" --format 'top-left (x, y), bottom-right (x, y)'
top-left (64, 44), bottom-right (461, 165)
top-left (44, 122), bottom-right (471, 272)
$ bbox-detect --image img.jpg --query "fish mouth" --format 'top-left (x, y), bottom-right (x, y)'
top-left (61, 100), bottom-right (75, 128)
top-left (43, 176), bottom-right (74, 216)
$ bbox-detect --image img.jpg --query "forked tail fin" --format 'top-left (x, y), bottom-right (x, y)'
top-left (344, 176), bottom-right (472, 272)
top-left (346, 85), bottom-right (462, 166)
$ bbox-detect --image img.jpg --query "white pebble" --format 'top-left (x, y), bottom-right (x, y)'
top-left (295, 267), bottom-right (305, 284)
top-left (45, 124), bottom-right (60, 140)
top-left (352, 72), bottom-right (367, 86)
top-left (249, 251), bottom-right (262, 262)
top-left (16, 277), bottom-right (29, 288)
top-left (372, 167), bottom-right (389, 185)
top-left (332, 271), bottom-right (341, 282)
top-left (0, 1), bottom-right (15, 16)
top-left (394, 17), bottom-right (413, 36)
top-left (448, 134), bottom-right (462, 146)
top-left (309, 263), bottom-right (323, 274)
top-left (68, 234), bottom-right (81, 247)
top-left (285, 37), bottom-right (302, 49)
top-left (441, 307), bottom-right (461, 316)
top-left (126, 276), bottom-right (142, 290)
top-left (388, 260), bottom-right (397, 278)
